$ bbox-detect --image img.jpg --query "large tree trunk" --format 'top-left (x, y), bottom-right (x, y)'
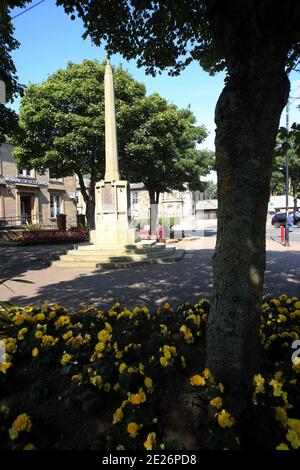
top-left (206, 62), bottom-right (289, 403)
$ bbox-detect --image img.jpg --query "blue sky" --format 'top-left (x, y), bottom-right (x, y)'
top-left (10, 0), bottom-right (300, 156)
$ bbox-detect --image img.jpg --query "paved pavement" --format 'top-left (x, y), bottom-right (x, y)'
top-left (0, 233), bottom-right (299, 310)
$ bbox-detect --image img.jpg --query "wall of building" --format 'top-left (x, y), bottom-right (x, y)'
top-left (0, 143), bottom-right (77, 227)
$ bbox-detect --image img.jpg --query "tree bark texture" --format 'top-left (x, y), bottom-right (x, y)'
top-left (206, 62), bottom-right (290, 397)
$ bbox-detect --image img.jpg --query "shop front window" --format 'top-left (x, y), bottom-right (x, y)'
top-left (50, 194), bottom-right (62, 218)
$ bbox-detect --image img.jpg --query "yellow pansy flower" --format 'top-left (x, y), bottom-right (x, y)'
top-left (190, 375), bottom-right (206, 387)
top-left (32, 348), bottom-right (39, 357)
top-left (210, 396), bottom-right (223, 410)
top-left (216, 409), bottom-right (236, 428)
top-left (61, 353), bottom-right (72, 365)
top-left (127, 422), bottom-right (141, 438)
top-left (112, 408), bottom-right (124, 424)
top-left (144, 432), bottom-right (156, 450)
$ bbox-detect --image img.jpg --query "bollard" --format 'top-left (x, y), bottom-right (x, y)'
top-left (280, 224), bottom-right (285, 244)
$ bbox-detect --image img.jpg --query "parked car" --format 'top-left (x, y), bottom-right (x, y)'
top-left (271, 212), bottom-right (300, 228)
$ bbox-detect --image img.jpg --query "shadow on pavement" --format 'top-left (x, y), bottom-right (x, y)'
top-left (3, 248), bottom-right (300, 310)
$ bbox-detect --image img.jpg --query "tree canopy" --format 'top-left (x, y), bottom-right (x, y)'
top-left (122, 93), bottom-right (213, 203)
top-left (0, 1), bottom-right (29, 142)
top-left (56, 1), bottom-right (300, 76)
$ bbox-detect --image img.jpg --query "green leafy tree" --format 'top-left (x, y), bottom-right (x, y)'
top-left (0, 1), bottom-right (29, 143)
top-left (204, 180), bottom-right (217, 200)
top-left (55, 0), bottom-right (300, 401)
top-left (121, 93), bottom-right (213, 231)
top-left (273, 124), bottom-right (300, 211)
top-left (13, 60), bottom-right (146, 228)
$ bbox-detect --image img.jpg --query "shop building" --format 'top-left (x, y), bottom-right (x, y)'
top-left (0, 143), bottom-right (77, 228)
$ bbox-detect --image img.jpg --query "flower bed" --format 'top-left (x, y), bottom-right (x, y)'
top-left (0, 229), bottom-right (87, 245)
top-left (0, 295), bottom-right (299, 450)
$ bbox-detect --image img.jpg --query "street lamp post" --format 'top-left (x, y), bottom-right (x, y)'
top-left (285, 100), bottom-right (290, 246)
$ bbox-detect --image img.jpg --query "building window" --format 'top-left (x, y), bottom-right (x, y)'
top-left (131, 191), bottom-right (138, 205)
top-left (18, 168), bottom-right (33, 177)
top-left (50, 194), bottom-right (62, 218)
top-left (49, 170), bottom-right (63, 182)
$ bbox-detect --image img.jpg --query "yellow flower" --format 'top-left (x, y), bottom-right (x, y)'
top-left (270, 379), bottom-right (283, 397)
top-left (292, 357), bottom-right (300, 374)
top-left (97, 329), bottom-right (110, 342)
top-left (274, 371), bottom-right (284, 382)
top-left (23, 443), bottom-right (36, 450)
top-left (216, 409), bottom-right (236, 428)
top-left (95, 342), bottom-right (106, 353)
top-left (18, 328), bottom-right (28, 340)
top-left (63, 331), bottom-right (73, 341)
top-left (210, 396), bottom-right (223, 410)
top-left (0, 362), bottom-right (11, 374)
top-left (33, 313), bottom-right (45, 322)
top-left (90, 375), bottom-right (102, 387)
top-left (119, 363), bottom-right (127, 373)
top-left (163, 303), bottom-right (171, 309)
top-left (253, 374), bottom-right (265, 394)
top-left (113, 382), bottom-right (120, 392)
top-left (41, 335), bottom-right (57, 347)
top-left (275, 407), bottom-right (287, 422)
top-left (203, 368), bottom-right (214, 381)
top-left (294, 301), bottom-right (300, 309)
top-left (61, 353), bottom-right (72, 365)
top-left (129, 389), bottom-right (146, 405)
top-left (103, 382), bottom-right (111, 392)
top-left (144, 377), bottom-right (153, 391)
top-left (127, 422), bottom-right (141, 438)
top-left (35, 330), bottom-right (43, 339)
top-left (276, 443), bottom-right (289, 450)
top-left (287, 418), bottom-right (300, 436)
top-left (55, 315), bottom-right (71, 328)
top-left (9, 413), bottom-right (32, 439)
top-left (32, 348), bottom-right (39, 358)
top-left (105, 322), bottom-right (113, 333)
top-left (286, 429), bottom-right (300, 449)
top-left (71, 374), bottom-right (82, 382)
top-left (144, 432), bottom-right (156, 450)
top-left (112, 408), bottom-right (124, 424)
top-left (4, 339), bottom-right (17, 354)
top-left (0, 404), bottom-right (9, 418)
top-left (190, 375), bottom-right (206, 387)
top-left (160, 356), bottom-right (168, 367)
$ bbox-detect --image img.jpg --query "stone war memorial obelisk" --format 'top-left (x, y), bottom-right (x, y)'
top-left (53, 59), bottom-right (183, 269)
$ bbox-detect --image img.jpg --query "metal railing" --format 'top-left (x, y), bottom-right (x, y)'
top-left (0, 213), bottom-right (57, 230)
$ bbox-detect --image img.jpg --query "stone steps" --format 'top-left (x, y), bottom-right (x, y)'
top-left (58, 248), bottom-right (174, 263)
top-left (67, 244), bottom-right (167, 256)
top-left (52, 242), bottom-right (184, 269)
top-left (52, 250), bottom-right (184, 269)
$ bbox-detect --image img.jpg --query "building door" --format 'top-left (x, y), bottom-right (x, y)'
top-left (20, 195), bottom-right (32, 224)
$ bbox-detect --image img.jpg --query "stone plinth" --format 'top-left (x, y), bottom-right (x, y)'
top-left (90, 179), bottom-right (137, 246)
